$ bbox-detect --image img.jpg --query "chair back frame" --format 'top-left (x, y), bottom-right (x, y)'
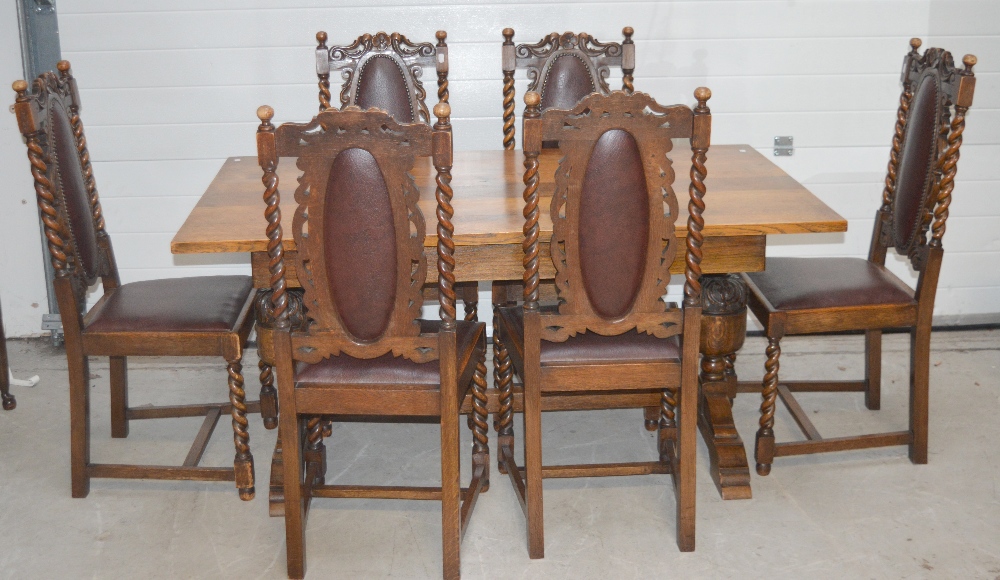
top-left (502, 28), bottom-right (634, 149)
top-left (12, 62), bottom-right (120, 320)
top-left (520, 89), bottom-right (711, 342)
top-left (316, 31), bottom-right (448, 124)
top-left (870, 40), bottom-right (976, 278)
top-left (257, 103), bottom-right (457, 365)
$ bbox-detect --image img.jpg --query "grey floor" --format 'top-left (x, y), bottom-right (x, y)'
top-left (0, 329), bottom-right (998, 579)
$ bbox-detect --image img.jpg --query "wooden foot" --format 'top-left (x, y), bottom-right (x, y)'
top-left (697, 382), bottom-right (751, 499)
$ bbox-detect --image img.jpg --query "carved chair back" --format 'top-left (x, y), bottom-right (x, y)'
top-left (315, 31), bottom-right (449, 124)
top-left (520, 89), bottom-right (711, 343)
top-left (257, 104), bottom-right (457, 365)
top-left (871, 39), bottom-right (976, 282)
top-left (502, 28), bottom-right (635, 149)
top-left (12, 62), bottom-right (120, 317)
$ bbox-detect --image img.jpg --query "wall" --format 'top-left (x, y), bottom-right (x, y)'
top-left (0, 1), bottom-right (51, 337)
top-left (1, 0), bottom-right (997, 335)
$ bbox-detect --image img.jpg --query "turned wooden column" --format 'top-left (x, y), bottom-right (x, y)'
top-left (697, 274), bottom-right (752, 500)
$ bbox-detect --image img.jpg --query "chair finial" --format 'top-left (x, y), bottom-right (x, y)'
top-left (434, 102), bottom-right (451, 120)
top-left (909, 37), bottom-right (922, 52)
top-left (623, 26), bottom-right (634, 40)
top-left (963, 54), bottom-right (977, 72)
top-left (257, 105), bottom-right (274, 124)
top-left (503, 28), bottom-right (514, 42)
top-left (524, 91), bottom-right (541, 108)
top-left (316, 31), bottom-right (328, 48)
top-left (12, 80), bottom-right (28, 95)
top-left (436, 30), bottom-right (447, 44)
top-left (695, 87), bottom-right (712, 103)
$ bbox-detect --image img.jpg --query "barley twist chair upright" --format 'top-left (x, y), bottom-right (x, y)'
top-left (741, 39), bottom-right (977, 476)
top-left (11, 62), bottom-right (260, 500)
top-left (501, 27), bottom-right (635, 150)
top-left (494, 87), bottom-right (711, 558)
top-left (256, 99), bottom-right (488, 579)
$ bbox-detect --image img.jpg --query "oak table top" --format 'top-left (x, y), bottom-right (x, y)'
top-left (172, 146), bottom-right (846, 260)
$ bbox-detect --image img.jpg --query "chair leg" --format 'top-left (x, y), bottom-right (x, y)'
top-left (283, 417), bottom-right (307, 579)
top-left (470, 349), bottom-right (490, 492)
top-left (865, 329), bottom-right (882, 410)
top-left (227, 357), bottom-right (255, 501)
top-left (755, 337), bottom-right (781, 476)
top-left (461, 281), bottom-right (479, 322)
top-left (304, 417), bottom-right (327, 486)
top-left (0, 325), bottom-right (15, 411)
top-left (441, 384), bottom-right (462, 579)
top-left (523, 372), bottom-right (544, 559)
top-left (676, 373), bottom-right (698, 552)
top-left (658, 388), bottom-right (678, 464)
top-left (259, 359), bottom-right (278, 430)
top-left (68, 350), bottom-right (91, 498)
top-left (109, 356), bottom-right (129, 438)
top-left (909, 326), bottom-right (930, 464)
top-left (494, 329), bottom-right (514, 475)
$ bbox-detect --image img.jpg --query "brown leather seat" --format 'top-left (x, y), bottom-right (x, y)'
top-left (86, 276), bottom-right (254, 334)
top-left (745, 257), bottom-right (915, 312)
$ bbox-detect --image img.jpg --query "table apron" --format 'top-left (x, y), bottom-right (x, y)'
top-left (249, 235), bottom-right (765, 289)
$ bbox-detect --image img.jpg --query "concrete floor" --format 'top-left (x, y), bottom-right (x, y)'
top-left (0, 329), bottom-right (998, 579)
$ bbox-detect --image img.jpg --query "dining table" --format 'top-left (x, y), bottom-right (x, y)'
top-left (172, 145), bottom-right (846, 503)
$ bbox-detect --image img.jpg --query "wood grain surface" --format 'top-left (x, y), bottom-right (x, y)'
top-left (172, 146), bottom-right (846, 257)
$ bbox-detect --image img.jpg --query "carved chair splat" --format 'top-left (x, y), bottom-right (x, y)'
top-left (739, 39), bottom-right (977, 475)
top-left (257, 100), bottom-right (488, 580)
top-left (11, 63), bottom-right (261, 500)
top-left (494, 88), bottom-right (711, 557)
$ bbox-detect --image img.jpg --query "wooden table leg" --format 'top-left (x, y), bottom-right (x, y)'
top-left (697, 275), bottom-right (752, 500)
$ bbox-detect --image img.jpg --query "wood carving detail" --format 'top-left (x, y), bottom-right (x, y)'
top-left (517, 32), bottom-right (623, 96)
top-left (318, 31), bottom-right (440, 125)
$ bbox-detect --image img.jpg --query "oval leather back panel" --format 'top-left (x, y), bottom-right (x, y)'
top-left (578, 129), bottom-right (648, 318)
top-left (324, 148), bottom-right (397, 341)
top-left (355, 55), bottom-right (414, 123)
top-left (893, 73), bottom-right (940, 248)
top-left (49, 101), bottom-right (99, 277)
top-left (540, 54), bottom-right (596, 111)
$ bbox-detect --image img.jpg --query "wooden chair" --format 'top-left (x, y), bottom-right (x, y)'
top-left (501, 27), bottom-right (635, 149)
top-left (741, 40), bottom-right (977, 476)
top-left (256, 100), bottom-right (488, 579)
top-left (11, 62), bottom-right (259, 500)
top-left (493, 88), bottom-right (712, 557)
